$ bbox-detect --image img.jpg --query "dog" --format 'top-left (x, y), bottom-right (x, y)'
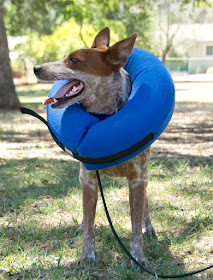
top-left (33, 27), bottom-right (156, 267)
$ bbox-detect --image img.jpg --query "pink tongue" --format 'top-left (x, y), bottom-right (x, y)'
top-left (43, 97), bottom-right (54, 105)
top-left (43, 81), bottom-right (78, 105)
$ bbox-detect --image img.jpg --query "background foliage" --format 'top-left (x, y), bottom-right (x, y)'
top-left (0, 0), bottom-right (213, 110)
top-left (2, 0), bottom-right (212, 64)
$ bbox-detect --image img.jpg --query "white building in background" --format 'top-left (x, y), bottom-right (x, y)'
top-left (167, 23), bottom-right (213, 74)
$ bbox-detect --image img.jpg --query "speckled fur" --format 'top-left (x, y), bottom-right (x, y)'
top-left (34, 27), bottom-right (156, 266)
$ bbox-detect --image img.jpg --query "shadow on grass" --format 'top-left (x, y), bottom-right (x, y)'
top-left (1, 222), bottom-right (205, 279)
top-left (0, 156), bottom-right (211, 278)
top-left (1, 152), bottom-right (212, 215)
top-left (151, 200), bottom-right (212, 237)
top-left (141, 151), bottom-right (211, 192)
top-left (0, 158), bottom-right (80, 216)
top-left (158, 123), bottom-right (213, 143)
top-left (150, 153), bottom-right (212, 176)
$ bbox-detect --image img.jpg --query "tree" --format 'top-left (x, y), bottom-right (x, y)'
top-left (154, 0), bottom-right (186, 63)
top-left (17, 1), bottom-right (153, 64)
top-left (152, 0), bottom-right (213, 63)
top-left (0, 0), bottom-right (73, 110)
top-left (0, 7), bottom-right (20, 109)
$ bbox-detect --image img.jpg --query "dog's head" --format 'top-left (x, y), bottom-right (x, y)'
top-left (34, 27), bottom-right (137, 110)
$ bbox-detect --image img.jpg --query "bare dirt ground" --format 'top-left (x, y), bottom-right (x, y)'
top-left (152, 102), bottom-right (213, 159)
top-left (0, 82), bottom-right (213, 162)
top-left (0, 102), bottom-right (213, 162)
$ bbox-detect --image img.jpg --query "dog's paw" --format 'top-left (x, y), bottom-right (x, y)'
top-left (130, 240), bottom-right (149, 268)
top-left (131, 256), bottom-right (149, 268)
top-left (142, 225), bottom-right (157, 239)
top-left (78, 251), bottom-right (95, 265)
top-left (130, 253), bottom-right (150, 268)
top-left (78, 242), bottom-right (96, 265)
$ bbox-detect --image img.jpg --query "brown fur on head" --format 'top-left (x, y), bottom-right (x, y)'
top-left (34, 27), bottom-right (137, 114)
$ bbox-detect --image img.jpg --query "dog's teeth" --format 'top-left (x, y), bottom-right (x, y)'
top-left (54, 99), bottom-right (57, 103)
top-left (72, 86), bottom-right (78, 92)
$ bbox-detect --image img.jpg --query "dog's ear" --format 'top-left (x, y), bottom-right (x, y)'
top-left (105, 33), bottom-right (137, 69)
top-left (91, 27), bottom-right (110, 50)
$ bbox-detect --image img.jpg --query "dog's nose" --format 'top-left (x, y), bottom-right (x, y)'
top-left (33, 65), bottom-right (42, 74)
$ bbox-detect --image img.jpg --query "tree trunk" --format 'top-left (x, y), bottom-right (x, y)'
top-left (161, 24), bottom-right (180, 65)
top-left (161, 43), bottom-right (172, 65)
top-left (0, 7), bottom-right (20, 109)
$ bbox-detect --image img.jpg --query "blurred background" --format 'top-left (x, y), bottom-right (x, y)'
top-left (1, 0), bottom-right (213, 106)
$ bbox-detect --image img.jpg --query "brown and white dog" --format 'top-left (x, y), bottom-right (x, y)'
top-left (34, 27), bottom-right (156, 267)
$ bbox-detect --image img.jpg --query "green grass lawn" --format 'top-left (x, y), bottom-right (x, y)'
top-left (0, 84), bottom-right (212, 279)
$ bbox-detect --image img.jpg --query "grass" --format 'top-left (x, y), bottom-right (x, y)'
top-left (0, 83), bottom-right (212, 279)
top-left (17, 84), bottom-right (52, 108)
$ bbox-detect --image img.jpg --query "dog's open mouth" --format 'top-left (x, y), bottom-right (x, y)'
top-left (43, 79), bottom-right (84, 108)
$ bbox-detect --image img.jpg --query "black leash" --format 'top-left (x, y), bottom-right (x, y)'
top-left (20, 107), bottom-right (213, 279)
top-left (96, 171), bottom-right (212, 279)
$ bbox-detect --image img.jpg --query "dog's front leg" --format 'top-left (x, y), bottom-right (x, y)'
top-left (128, 177), bottom-right (149, 267)
top-left (79, 164), bottom-right (98, 264)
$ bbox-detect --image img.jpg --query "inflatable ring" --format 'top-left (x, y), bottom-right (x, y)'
top-left (46, 48), bottom-right (175, 170)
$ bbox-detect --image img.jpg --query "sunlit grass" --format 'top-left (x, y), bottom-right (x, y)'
top-left (17, 83), bottom-right (52, 106)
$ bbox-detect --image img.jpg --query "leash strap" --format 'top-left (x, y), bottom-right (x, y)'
top-left (96, 171), bottom-right (213, 279)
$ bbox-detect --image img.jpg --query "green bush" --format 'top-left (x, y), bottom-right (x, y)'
top-left (17, 18), bottom-right (123, 64)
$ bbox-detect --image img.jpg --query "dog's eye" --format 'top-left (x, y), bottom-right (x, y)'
top-left (69, 57), bottom-right (79, 63)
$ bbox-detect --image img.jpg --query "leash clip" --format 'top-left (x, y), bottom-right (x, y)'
top-left (155, 273), bottom-right (159, 280)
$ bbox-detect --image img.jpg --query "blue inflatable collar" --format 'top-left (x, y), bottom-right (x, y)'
top-left (24, 48), bottom-right (175, 171)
